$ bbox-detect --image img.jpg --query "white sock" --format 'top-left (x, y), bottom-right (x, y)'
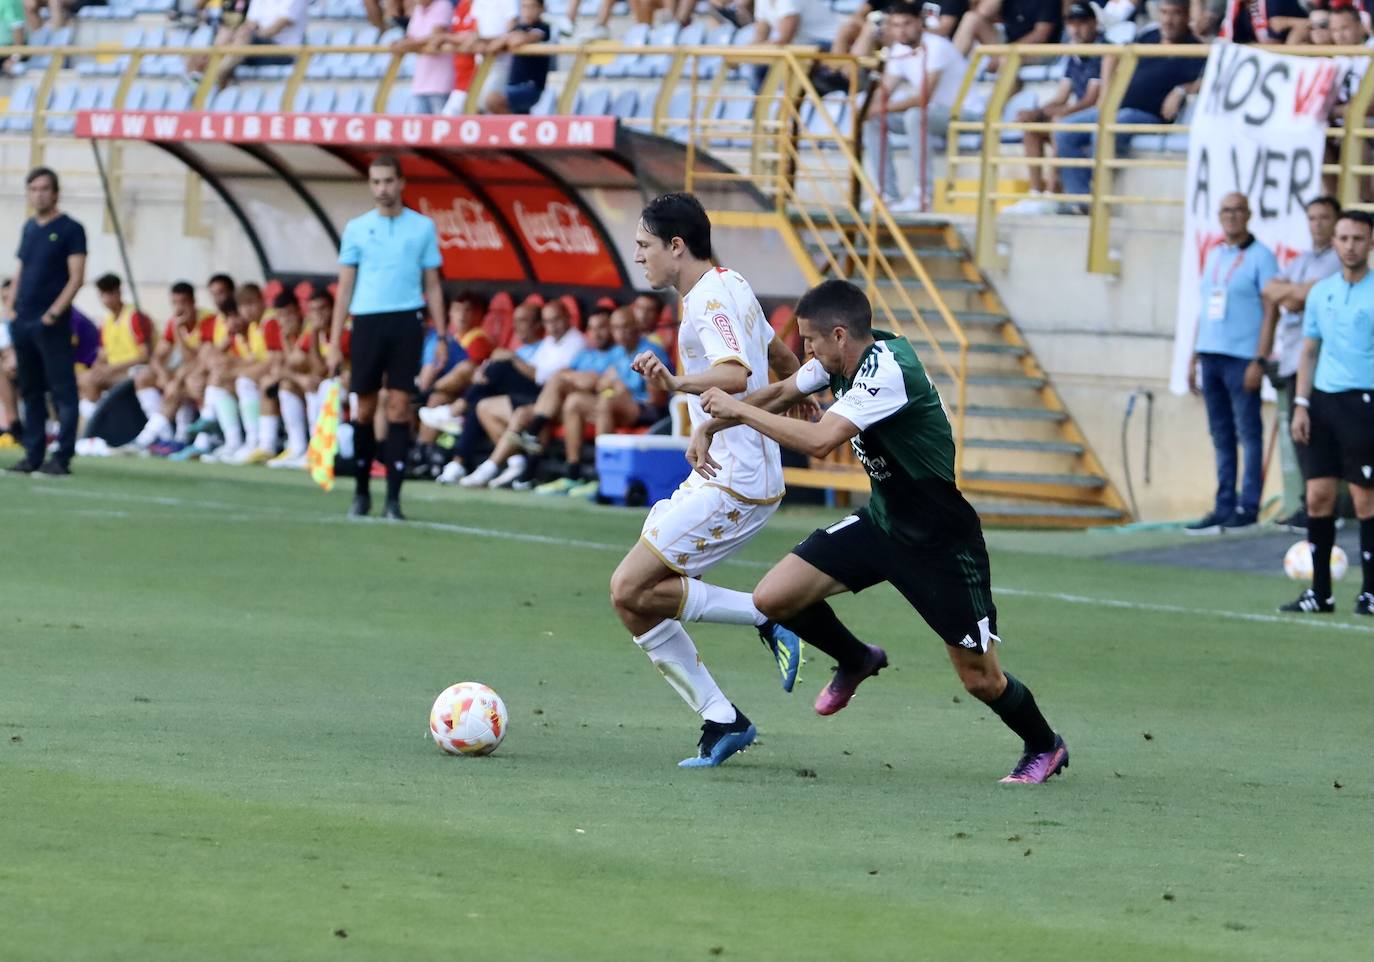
top-left (633, 620), bottom-right (736, 723)
top-left (135, 387), bottom-right (162, 419)
top-left (206, 386), bottom-right (244, 449)
top-left (257, 415), bottom-right (280, 454)
top-left (174, 405), bottom-right (195, 442)
top-left (681, 579), bottom-right (767, 627)
top-left (305, 388), bottom-right (322, 438)
top-left (79, 398), bottom-right (97, 422)
top-left (136, 411), bottom-right (172, 444)
top-left (235, 377), bottom-right (260, 449)
top-left (279, 390), bottom-right (308, 454)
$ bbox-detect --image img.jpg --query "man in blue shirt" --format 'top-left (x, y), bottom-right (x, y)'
top-left (1282, 211), bottom-right (1374, 617)
top-left (327, 154), bottom-right (445, 521)
top-left (4, 167), bottom-right (87, 476)
top-left (1186, 193), bottom-right (1279, 534)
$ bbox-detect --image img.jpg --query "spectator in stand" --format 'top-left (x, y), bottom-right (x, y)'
top-left (1286, 0), bottom-right (1332, 43)
top-left (190, 0), bottom-right (311, 89)
top-left (1, 0), bottom-right (25, 72)
top-left (860, 1), bottom-right (967, 213)
top-left (5, 167), bottom-right (85, 477)
top-left (1003, 2), bottom-right (1103, 215)
top-left (950, 0), bottom-right (1062, 59)
top-left (482, 0), bottom-right (551, 114)
top-left (435, 0), bottom-right (516, 115)
top-left (77, 273), bottom-right (154, 430)
top-left (393, 0), bottom-right (455, 115)
top-left (575, 0), bottom-right (696, 41)
top-left (477, 308), bottom-right (621, 492)
top-left (750, 0), bottom-right (836, 90)
top-left (1185, 193), bottom-right (1279, 535)
top-left (1055, 0), bottom-right (1203, 213)
top-left (443, 298), bottom-right (583, 487)
top-left (364, 0), bottom-right (408, 31)
top-left (1281, 210), bottom-right (1374, 617)
top-left (1217, 0), bottom-right (1307, 42)
top-left (22, 0), bottom-right (68, 33)
top-left (1329, 5), bottom-right (1373, 199)
top-left (1250, 196), bottom-right (1341, 532)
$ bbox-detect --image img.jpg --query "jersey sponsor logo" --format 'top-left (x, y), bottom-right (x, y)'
top-left (705, 299), bottom-right (724, 311)
top-left (850, 436), bottom-right (891, 482)
top-left (711, 313), bottom-right (740, 353)
top-left (852, 380), bottom-right (881, 397)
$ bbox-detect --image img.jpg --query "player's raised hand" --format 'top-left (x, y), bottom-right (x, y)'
top-left (700, 387), bottom-right (741, 419)
top-left (687, 425), bottom-right (721, 479)
top-left (791, 396), bottom-right (823, 421)
top-left (632, 351), bottom-right (677, 392)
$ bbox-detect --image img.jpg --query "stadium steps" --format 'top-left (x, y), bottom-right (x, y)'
top-left (785, 207), bottom-right (1130, 527)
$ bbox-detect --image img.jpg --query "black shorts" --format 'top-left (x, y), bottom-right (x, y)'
top-left (793, 510), bottom-right (999, 651)
top-left (350, 310), bottom-right (424, 396)
top-left (635, 402), bottom-right (667, 427)
top-left (1298, 388), bottom-right (1374, 487)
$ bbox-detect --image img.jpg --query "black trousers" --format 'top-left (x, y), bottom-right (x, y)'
top-left (10, 316), bottom-right (77, 465)
top-left (453, 360), bottom-right (539, 465)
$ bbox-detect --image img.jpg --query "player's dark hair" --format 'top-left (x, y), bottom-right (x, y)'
top-left (1330, 3), bottom-right (1360, 18)
top-left (1308, 195), bottom-right (1341, 216)
top-left (273, 290), bottom-right (299, 310)
top-left (640, 192), bottom-right (712, 261)
top-left (237, 282), bottom-right (263, 301)
top-left (795, 279), bottom-right (873, 338)
top-left (307, 286), bottom-right (334, 306)
top-left (25, 166), bottom-right (58, 191)
top-left (170, 281), bottom-right (195, 298)
top-left (1157, 0), bottom-right (1187, 8)
top-left (635, 291), bottom-right (663, 307)
top-left (208, 273), bottom-right (235, 290)
top-left (453, 290), bottom-right (489, 313)
top-left (95, 273), bottom-right (122, 294)
top-left (1336, 210), bottom-right (1374, 231)
top-left (369, 154), bottom-right (403, 176)
top-left (887, 1), bottom-right (922, 17)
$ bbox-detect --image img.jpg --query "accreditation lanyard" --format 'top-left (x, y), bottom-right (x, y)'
top-left (1207, 248), bottom-right (1246, 322)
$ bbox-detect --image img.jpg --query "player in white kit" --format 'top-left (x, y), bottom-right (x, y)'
top-left (609, 192), bottom-right (805, 768)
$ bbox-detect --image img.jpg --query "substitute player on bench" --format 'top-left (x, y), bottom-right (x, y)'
top-left (696, 279), bottom-right (1069, 784)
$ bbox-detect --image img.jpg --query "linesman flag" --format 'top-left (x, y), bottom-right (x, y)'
top-left (308, 379), bottom-right (343, 491)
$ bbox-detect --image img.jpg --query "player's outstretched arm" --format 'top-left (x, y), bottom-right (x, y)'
top-left (688, 377), bottom-right (809, 478)
top-left (701, 386), bottom-right (858, 459)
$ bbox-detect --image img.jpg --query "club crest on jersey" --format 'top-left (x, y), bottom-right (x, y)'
top-left (711, 313), bottom-right (740, 353)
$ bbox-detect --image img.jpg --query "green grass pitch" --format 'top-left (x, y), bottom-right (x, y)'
top-left (1, 458), bottom-right (1370, 961)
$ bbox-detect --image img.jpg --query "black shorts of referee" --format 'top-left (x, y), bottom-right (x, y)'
top-left (349, 309), bottom-right (425, 396)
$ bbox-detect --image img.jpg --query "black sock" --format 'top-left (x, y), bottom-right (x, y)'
top-left (567, 461), bottom-right (583, 481)
top-left (778, 602), bottom-right (869, 670)
top-left (384, 421), bottom-right (409, 503)
top-left (987, 673), bottom-right (1056, 754)
top-left (1361, 518), bottom-right (1374, 595)
top-left (353, 421), bottom-right (375, 498)
top-left (1309, 515), bottom-right (1336, 599)
top-left (527, 414), bottom-right (549, 435)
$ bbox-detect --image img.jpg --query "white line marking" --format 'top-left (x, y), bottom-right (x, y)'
top-left (27, 484), bottom-right (1374, 634)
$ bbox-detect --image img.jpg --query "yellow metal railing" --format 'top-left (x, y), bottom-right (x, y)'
top-left (946, 42), bottom-right (1374, 274)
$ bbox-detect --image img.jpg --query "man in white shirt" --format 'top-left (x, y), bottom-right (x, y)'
top-left (750, 0), bottom-right (837, 89)
top-left (862, 1), bottom-right (967, 212)
top-left (195, 0), bottom-right (310, 88)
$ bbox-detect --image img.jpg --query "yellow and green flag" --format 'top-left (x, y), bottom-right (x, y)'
top-left (307, 379), bottom-right (342, 492)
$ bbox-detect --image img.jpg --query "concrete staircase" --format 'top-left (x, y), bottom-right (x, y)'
top-left (793, 211), bottom-right (1130, 528)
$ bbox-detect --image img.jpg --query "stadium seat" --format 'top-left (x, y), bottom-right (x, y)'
top-left (596, 22), bottom-right (649, 80)
top-left (261, 84), bottom-right (285, 111)
top-left (711, 95), bottom-right (753, 149)
top-left (529, 86), bottom-right (559, 115)
top-left (631, 22), bottom-right (679, 78)
top-left (335, 86), bottom-right (368, 113)
top-left (209, 86), bottom-right (241, 112)
top-left (576, 86), bottom-right (612, 117)
top-left (694, 23), bottom-right (735, 78)
top-left (306, 27), bottom-right (355, 79)
top-left (3, 82), bottom-right (37, 132)
top-left (43, 84), bottom-right (79, 134)
top-left (124, 81), bottom-right (148, 110)
top-left (165, 85), bottom-right (192, 110)
top-left (609, 88), bottom-right (638, 118)
top-left (77, 27), bottom-right (141, 76)
top-left (237, 86), bottom-right (265, 111)
top-left (136, 27), bottom-right (167, 77)
top-left (384, 84), bottom-right (410, 114)
top-left (341, 26), bottom-right (387, 79)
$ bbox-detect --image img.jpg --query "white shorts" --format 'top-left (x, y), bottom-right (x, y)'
top-left (639, 482), bottom-right (779, 578)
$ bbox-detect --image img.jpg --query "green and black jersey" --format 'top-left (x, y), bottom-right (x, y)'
top-left (796, 331), bottom-right (983, 546)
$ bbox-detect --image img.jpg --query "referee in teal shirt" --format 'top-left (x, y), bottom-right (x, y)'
top-left (328, 155), bottom-right (445, 521)
top-left (1283, 210), bottom-right (1374, 617)
top-left (1188, 192), bottom-right (1279, 533)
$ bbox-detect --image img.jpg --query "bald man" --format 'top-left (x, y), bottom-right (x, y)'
top-left (1186, 192), bottom-right (1279, 534)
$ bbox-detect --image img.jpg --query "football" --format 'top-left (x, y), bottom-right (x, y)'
top-left (429, 683), bottom-right (509, 756)
top-left (1283, 541), bottom-right (1348, 582)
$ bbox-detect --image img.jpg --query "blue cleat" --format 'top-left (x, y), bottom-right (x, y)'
top-left (678, 706), bottom-right (757, 768)
top-left (759, 621), bottom-right (803, 693)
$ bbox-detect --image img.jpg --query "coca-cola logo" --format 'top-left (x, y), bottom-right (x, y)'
top-left (513, 201), bottom-right (600, 256)
top-left (418, 196), bottom-right (503, 252)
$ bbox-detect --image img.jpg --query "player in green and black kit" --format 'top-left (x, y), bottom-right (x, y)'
top-left (695, 279), bottom-right (1068, 783)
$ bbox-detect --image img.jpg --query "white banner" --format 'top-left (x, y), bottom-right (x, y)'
top-left (1169, 42), bottom-right (1345, 394)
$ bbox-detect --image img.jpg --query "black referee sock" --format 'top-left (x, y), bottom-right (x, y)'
top-left (527, 413), bottom-right (550, 436)
top-left (1309, 515), bottom-right (1337, 600)
top-left (384, 421), bottom-right (410, 503)
top-left (779, 602), bottom-right (870, 671)
top-left (353, 421), bottom-right (376, 498)
top-left (987, 673), bottom-right (1056, 754)
top-left (1361, 518), bottom-right (1374, 595)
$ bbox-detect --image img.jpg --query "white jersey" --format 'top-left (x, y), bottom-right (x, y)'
top-left (678, 267), bottom-right (783, 503)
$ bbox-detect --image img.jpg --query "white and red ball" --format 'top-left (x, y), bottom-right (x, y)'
top-left (429, 683), bottom-right (508, 756)
top-left (1283, 540), bottom-right (1348, 582)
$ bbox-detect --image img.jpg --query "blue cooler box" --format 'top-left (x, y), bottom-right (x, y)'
top-left (595, 434), bottom-right (692, 506)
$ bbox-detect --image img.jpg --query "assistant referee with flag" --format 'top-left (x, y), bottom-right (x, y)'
top-left (328, 154), bottom-right (445, 521)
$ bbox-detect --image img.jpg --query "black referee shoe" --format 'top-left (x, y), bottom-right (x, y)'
top-left (1279, 588), bottom-right (1334, 613)
top-left (383, 500), bottom-right (406, 522)
top-left (39, 460), bottom-right (71, 477)
top-left (349, 493), bottom-right (372, 518)
top-left (5, 458), bottom-right (38, 474)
